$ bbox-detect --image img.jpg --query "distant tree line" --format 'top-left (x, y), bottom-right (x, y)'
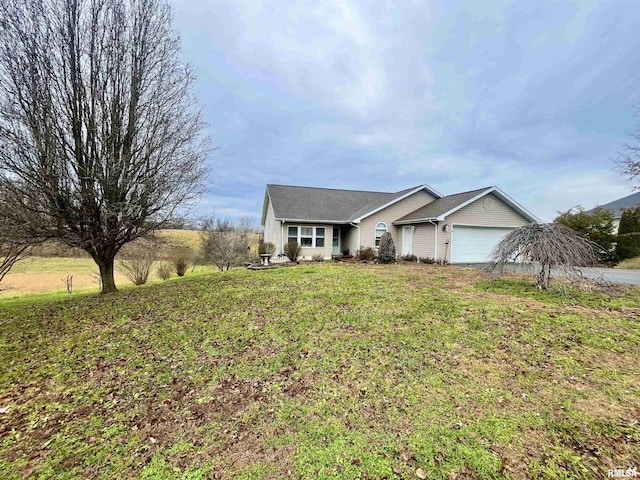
top-left (554, 206), bottom-right (640, 263)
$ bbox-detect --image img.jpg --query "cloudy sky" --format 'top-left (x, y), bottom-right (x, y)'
top-left (171, 0), bottom-right (640, 223)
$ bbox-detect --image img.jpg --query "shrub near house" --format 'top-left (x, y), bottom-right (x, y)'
top-left (284, 241), bottom-right (302, 262)
top-left (377, 232), bottom-right (396, 264)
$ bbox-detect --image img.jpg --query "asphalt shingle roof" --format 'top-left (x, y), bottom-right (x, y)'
top-left (395, 187), bottom-right (491, 222)
top-left (266, 184), bottom-right (424, 223)
top-left (587, 191), bottom-right (640, 218)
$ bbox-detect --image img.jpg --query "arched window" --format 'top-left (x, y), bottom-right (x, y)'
top-left (375, 222), bottom-right (387, 247)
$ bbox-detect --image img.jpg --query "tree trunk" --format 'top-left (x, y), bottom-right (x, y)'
top-left (97, 256), bottom-right (118, 294)
top-left (536, 263), bottom-right (550, 290)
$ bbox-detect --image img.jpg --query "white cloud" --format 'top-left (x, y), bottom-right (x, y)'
top-left (170, 0), bottom-right (640, 223)
top-left (175, 0), bottom-right (395, 117)
top-left (541, 170), bottom-right (631, 221)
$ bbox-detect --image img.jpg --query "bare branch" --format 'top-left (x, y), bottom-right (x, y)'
top-left (0, 0), bottom-right (211, 293)
top-left (615, 105), bottom-right (640, 189)
top-left (200, 217), bottom-right (251, 271)
top-left (487, 223), bottom-right (600, 290)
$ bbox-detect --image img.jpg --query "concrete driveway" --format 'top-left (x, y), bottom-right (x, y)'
top-left (461, 263), bottom-right (640, 286)
top-left (579, 267), bottom-right (640, 286)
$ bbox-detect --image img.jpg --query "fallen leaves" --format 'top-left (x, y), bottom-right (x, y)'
top-left (1, 263), bottom-right (639, 479)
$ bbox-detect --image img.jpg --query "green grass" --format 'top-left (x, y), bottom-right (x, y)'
top-left (7, 256), bottom-right (99, 274)
top-left (0, 264), bottom-right (638, 479)
top-left (9, 257), bottom-right (214, 278)
top-left (0, 256), bottom-right (216, 299)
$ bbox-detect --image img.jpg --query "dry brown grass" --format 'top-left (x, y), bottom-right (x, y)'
top-left (616, 256), bottom-right (640, 269)
top-left (0, 257), bottom-right (132, 297)
top-left (0, 230), bottom-right (205, 298)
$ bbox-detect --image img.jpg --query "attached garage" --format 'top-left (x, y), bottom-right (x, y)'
top-left (393, 187), bottom-right (539, 263)
top-left (450, 225), bottom-right (514, 263)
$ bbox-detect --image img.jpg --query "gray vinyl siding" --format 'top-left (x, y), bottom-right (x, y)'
top-left (446, 193), bottom-right (530, 226)
top-left (359, 190), bottom-right (436, 250)
top-left (263, 200), bottom-right (282, 253)
top-left (412, 224), bottom-right (437, 259)
top-left (341, 226), bottom-right (359, 256)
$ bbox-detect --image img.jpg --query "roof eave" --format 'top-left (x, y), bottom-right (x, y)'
top-left (434, 187), bottom-right (540, 223)
top-left (488, 187), bottom-right (541, 223)
top-left (393, 217), bottom-right (438, 225)
top-left (351, 184), bottom-right (442, 223)
top-left (260, 188), bottom-right (271, 226)
top-left (275, 218), bottom-right (352, 224)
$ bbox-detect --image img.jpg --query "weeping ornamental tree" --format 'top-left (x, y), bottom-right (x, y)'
top-left (488, 223), bottom-right (600, 290)
top-left (0, 0), bottom-right (210, 293)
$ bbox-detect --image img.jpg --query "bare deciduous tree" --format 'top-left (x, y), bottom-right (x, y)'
top-left (0, 182), bottom-right (39, 284)
top-left (116, 239), bottom-right (156, 285)
top-left (237, 215), bottom-right (258, 234)
top-left (0, 0), bottom-right (210, 293)
top-left (487, 223), bottom-right (600, 290)
top-left (201, 218), bottom-right (250, 271)
top-left (616, 105), bottom-right (640, 188)
top-left (0, 242), bottom-right (28, 286)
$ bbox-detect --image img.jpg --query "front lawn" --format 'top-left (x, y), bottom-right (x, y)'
top-left (0, 264), bottom-right (638, 479)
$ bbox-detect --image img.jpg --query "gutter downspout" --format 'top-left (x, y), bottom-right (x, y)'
top-left (281, 221), bottom-right (285, 258)
top-left (428, 220), bottom-right (438, 260)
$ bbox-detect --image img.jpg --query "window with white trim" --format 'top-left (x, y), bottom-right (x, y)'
top-left (287, 226), bottom-right (298, 244)
top-left (375, 222), bottom-right (387, 247)
top-left (286, 226), bottom-right (326, 248)
top-left (300, 226), bottom-right (313, 247)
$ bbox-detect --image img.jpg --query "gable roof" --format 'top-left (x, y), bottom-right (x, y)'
top-left (587, 191), bottom-right (640, 218)
top-left (349, 185), bottom-right (435, 222)
top-left (394, 186), bottom-right (540, 224)
top-left (262, 184), bottom-right (442, 225)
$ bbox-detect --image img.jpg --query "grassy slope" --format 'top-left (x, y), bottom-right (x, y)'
top-left (1, 229), bottom-right (260, 298)
top-left (0, 264), bottom-right (638, 479)
top-left (0, 229), bottom-right (207, 298)
top-left (0, 257), bottom-right (214, 299)
top-left (616, 257), bottom-right (640, 269)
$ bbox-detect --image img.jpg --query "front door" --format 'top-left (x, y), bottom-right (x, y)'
top-left (332, 227), bottom-right (341, 255)
top-left (402, 226), bottom-right (413, 256)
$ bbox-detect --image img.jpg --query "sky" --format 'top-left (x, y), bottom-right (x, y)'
top-left (170, 0), bottom-right (640, 223)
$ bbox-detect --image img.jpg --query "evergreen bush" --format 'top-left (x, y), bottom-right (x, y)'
top-left (378, 232), bottom-right (396, 264)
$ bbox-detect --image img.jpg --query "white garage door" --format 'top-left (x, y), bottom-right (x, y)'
top-left (451, 226), bottom-right (514, 263)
